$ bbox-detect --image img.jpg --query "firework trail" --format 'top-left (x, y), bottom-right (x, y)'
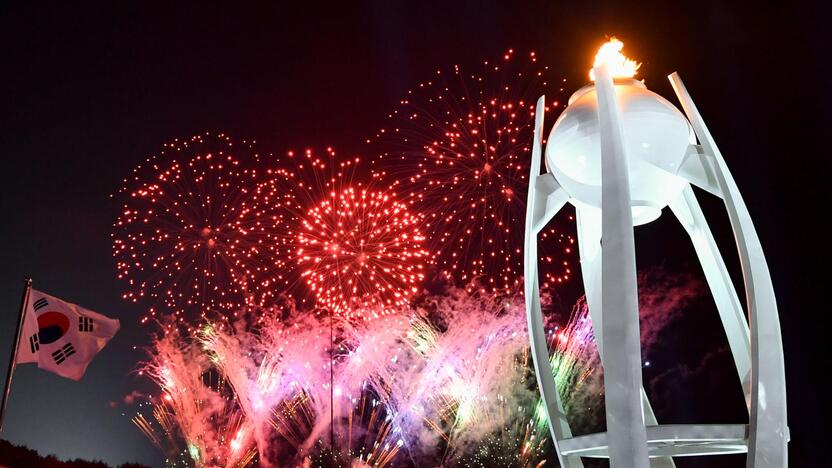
top-left (534, 297), bottom-right (605, 436)
top-left (368, 50), bottom-right (576, 294)
top-left (200, 302), bottom-right (333, 465)
top-left (400, 289), bottom-right (542, 463)
top-left (133, 288), bottom-right (552, 466)
top-left (135, 325), bottom-right (257, 466)
top-left (133, 272), bottom-right (700, 466)
top-left (191, 298), bottom-right (411, 465)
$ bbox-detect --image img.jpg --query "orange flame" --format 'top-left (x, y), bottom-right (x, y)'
top-left (589, 37), bottom-right (641, 81)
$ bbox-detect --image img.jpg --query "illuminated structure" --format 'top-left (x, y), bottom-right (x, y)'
top-left (523, 39), bottom-right (788, 467)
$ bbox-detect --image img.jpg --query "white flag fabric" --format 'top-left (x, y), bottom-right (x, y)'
top-left (14, 289), bottom-right (119, 381)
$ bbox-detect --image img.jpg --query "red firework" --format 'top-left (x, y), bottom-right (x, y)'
top-left (369, 49), bottom-right (575, 293)
top-left (239, 148), bottom-right (427, 318)
top-left (295, 187), bottom-right (427, 318)
top-left (112, 133), bottom-right (272, 323)
top-left (115, 137), bottom-right (425, 323)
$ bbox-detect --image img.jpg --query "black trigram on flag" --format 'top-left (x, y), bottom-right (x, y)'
top-left (33, 297), bottom-right (48, 311)
top-left (29, 334), bottom-right (40, 353)
top-left (79, 316), bottom-right (94, 332)
top-left (51, 343), bottom-right (76, 365)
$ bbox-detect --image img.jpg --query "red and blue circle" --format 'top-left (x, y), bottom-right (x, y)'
top-left (37, 311), bottom-right (70, 344)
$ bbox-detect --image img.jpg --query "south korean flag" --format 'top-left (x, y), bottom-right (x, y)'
top-left (15, 289), bottom-right (119, 381)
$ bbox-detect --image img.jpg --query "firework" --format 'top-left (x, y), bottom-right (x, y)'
top-left (238, 148), bottom-right (426, 319)
top-left (369, 50), bottom-right (575, 293)
top-left (131, 271), bottom-right (701, 466)
top-left (134, 288), bottom-right (543, 466)
top-left (135, 326), bottom-right (257, 467)
top-left (112, 133), bottom-right (275, 325)
top-left (200, 303), bottom-right (333, 464)
top-left (114, 139), bottom-right (425, 323)
top-left (532, 297), bottom-right (605, 435)
top-left (295, 187), bottom-right (427, 317)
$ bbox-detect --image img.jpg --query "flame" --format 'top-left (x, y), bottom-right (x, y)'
top-left (589, 37), bottom-right (641, 81)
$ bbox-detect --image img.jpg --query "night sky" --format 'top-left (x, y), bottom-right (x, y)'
top-left (0, 2), bottom-right (828, 466)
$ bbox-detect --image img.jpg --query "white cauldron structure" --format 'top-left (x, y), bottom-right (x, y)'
top-left (523, 39), bottom-right (788, 468)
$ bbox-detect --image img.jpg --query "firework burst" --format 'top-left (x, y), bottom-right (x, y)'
top-left (112, 133), bottom-right (275, 324)
top-left (295, 187), bottom-right (427, 317)
top-left (237, 148), bottom-right (426, 319)
top-left (369, 49), bottom-right (575, 293)
top-left (114, 138), bottom-right (425, 323)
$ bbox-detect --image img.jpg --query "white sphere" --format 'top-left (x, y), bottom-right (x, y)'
top-left (545, 79), bottom-right (693, 225)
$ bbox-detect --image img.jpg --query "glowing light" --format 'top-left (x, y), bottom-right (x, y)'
top-left (187, 443), bottom-right (200, 462)
top-left (230, 429), bottom-right (244, 452)
top-left (589, 37), bottom-right (641, 81)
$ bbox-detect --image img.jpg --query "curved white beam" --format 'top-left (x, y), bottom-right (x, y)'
top-left (669, 184), bottom-right (752, 404)
top-left (594, 64), bottom-right (650, 468)
top-left (523, 95), bottom-right (582, 468)
top-left (669, 73), bottom-right (788, 468)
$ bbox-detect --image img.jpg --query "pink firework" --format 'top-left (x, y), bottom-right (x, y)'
top-left (132, 270), bottom-right (704, 465)
top-left (295, 187), bottom-right (427, 318)
top-left (369, 49), bottom-right (575, 293)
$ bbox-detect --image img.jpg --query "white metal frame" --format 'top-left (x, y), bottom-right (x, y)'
top-left (523, 67), bottom-right (788, 467)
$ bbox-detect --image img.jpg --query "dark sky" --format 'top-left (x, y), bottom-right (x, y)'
top-left (0, 2), bottom-right (828, 466)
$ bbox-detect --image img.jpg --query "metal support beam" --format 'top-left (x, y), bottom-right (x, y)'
top-left (524, 95), bottom-right (583, 468)
top-left (669, 72), bottom-right (788, 468)
top-left (594, 64), bottom-right (650, 468)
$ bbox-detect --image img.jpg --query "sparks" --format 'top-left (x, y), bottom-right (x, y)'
top-left (369, 50), bottom-right (575, 294)
top-left (112, 133), bottom-right (271, 324)
top-left (295, 187), bottom-right (427, 318)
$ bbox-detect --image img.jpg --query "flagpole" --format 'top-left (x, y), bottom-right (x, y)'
top-left (0, 277), bottom-right (32, 432)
